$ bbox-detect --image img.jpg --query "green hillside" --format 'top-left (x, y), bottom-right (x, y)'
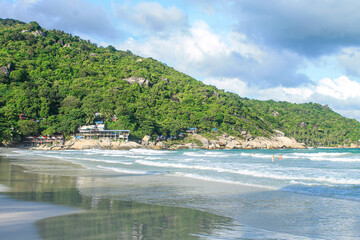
top-left (244, 100), bottom-right (360, 146)
top-left (0, 18), bottom-right (359, 147)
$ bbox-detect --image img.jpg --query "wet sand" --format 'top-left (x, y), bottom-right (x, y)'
top-left (0, 153), bottom-right (235, 240)
top-left (0, 193), bottom-right (79, 240)
top-left (2, 148), bottom-right (360, 239)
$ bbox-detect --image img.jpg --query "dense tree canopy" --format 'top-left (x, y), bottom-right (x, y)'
top-left (0, 18), bottom-right (359, 146)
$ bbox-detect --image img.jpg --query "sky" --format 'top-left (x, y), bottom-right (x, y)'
top-left (2, 0), bottom-right (360, 120)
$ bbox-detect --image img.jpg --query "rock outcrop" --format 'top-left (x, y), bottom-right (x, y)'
top-left (123, 77), bottom-right (149, 86)
top-left (184, 132), bottom-right (305, 150)
top-left (0, 63), bottom-right (11, 76)
top-left (141, 135), bottom-right (151, 147)
top-left (21, 29), bottom-right (46, 37)
top-left (64, 139), bottom-right (141, 150)
top-left (43, 129), bottom-right (306, 151)
top-left (32, 30), bottom-right (46, 37)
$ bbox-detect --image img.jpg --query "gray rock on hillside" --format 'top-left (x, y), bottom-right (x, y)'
top-left (123, 77), bottom-right (149, 86)
top-left (32, 30), bottom-right (46, 37)
top-left (0, 66), bottom-right (10, 76)
top-left (0, 63), bottom-right (12, 76)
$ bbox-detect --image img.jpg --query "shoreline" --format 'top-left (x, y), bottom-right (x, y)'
top-left (0, 152), bottom-right (258, 239)
top-left (2, 148), bottom-right (360, 239)
top-left (29, 133), bottom-right (308, 150)
top-left (0, 148), bottom-right (308, 240)
top-left (0, 192), bottom-right (81, 240)
top-left (5, 131), bottom-right (360, 150)
top-left (15, 142), bottom-right (360, 151)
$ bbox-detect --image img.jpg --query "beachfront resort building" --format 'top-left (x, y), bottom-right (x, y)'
top-left (24, 135), bottom-right (64, 147)
top-left (77, 121), bottom-right (130, 141)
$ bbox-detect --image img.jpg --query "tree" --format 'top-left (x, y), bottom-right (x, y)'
top-left (26, 21), bottom-right (41, 31)
top-left (60, 96), bottom-right (81, 113)
top-left (10, 69), bottom-right (29, 82)
top-left (17, 120), bottom-right (40, 137)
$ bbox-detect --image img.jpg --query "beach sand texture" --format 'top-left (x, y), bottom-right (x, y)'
top-left (1, 148), bottom-right (360, 239)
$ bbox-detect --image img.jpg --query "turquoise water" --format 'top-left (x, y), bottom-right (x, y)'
top-left (2, 148), bottom-right (360, 239)
top-left (15, 148), bottom-right (360, 201)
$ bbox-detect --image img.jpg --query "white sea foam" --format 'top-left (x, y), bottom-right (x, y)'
top-left (145, 157), bottom-right (165, 160)
top-left (292, 152), bottom-right (349, 158)
top-left (0, 153), bottom-right (23, 157)
top-left (58, 156), bottom-right (133, 165)
top-left (96, 165), bottom-right (148, 175)
top-left (135, 160), bottom-right (219, 171)
top-left (183, 152), bottom-right (208, 157)
top-left (173, 172), bottom-right (276, 190)
top-left (252, 154), bottom-right (273, 159)
top-left (103, 154), bottom-right (128, 157)
top-left (131, 149), bottom-right (173, 155)
top-left (135, 160), bottom-right (360, 185)
top-left (182, 158), bottom-right (197, 162)
top-left (309, 157), bottom-right (360, 162)
top-left (183, 152), bottom-right (231, 158)
top-left (124, 155), bottom-right (144, 159)
top-left (204, 151), bottom-right (231, 156)
top-left (240, 153), bottom-right (272, 159)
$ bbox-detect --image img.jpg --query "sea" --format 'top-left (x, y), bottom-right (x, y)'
top-left (1, 148), bottom-right (360, 239)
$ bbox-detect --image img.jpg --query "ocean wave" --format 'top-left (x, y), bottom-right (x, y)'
top-left (183, 152), bottom-right (209, 157)
top-left (135, 160), bottom-right (219, 171)
top-left (83, 149), bottom-right (129, 155)
top-left (124, 155), bottom-right (144, 159)
top-left (145, 157), bottom-right (165, 160)
top-left (172, 172), bottom-right (276, 190)
top-left (103, 154), bottom-right (130, 158)
top-left (240, 153), bottom-right (272, 159)
top-left (204, 151), bottom-right (231, 156)
top-left (135, 160), bottom-right (360, 185)
top-left (131, 149), bottom-right (173, 155)
top-left (309, 157), bottom-right (360, 162)
top-left (96, 165), bottom-right (148, 175)
top-left (0, 153), bottom-right (24, 157)
top-left (183, 152), bottom-right (231, 158)
top-left (292, 152), bottom-right (349, 158)
top-left (60, 156), bottom-right (133, 165)
top-left (182, 158), bottom-right (205, 162)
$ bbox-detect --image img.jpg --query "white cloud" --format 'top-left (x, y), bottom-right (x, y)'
top-left (115, 2), bottom-right (188, 35)
top-left (337, 47), bottom-right (360, 77)
top-left (0, 0), bottom-right (121, 41)
top-left (232, 0), bottom-right (360, 56)
top-left (117, 20), bottom-right (234, 74)
top-left (316, 76), bottom-right (360, 100)
top-left (118, 20), bottom-right (309, 87)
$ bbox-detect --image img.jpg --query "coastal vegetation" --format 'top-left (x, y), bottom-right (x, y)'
top-left (1, 18), bottom-right (360, 147)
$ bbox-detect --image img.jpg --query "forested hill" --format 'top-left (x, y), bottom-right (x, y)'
top-left (0, 18), bottom-right (360, 147)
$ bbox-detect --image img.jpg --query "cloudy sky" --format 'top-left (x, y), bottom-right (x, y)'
top-left (2, 0), bottom-right (360, 120)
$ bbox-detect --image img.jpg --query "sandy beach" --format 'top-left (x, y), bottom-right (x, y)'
top-left (0, 193), bottom-right (79, 240)
top-left (1, 148), bottom-right (360, 239)
top-left (0, 151), bottom-right (236, 239)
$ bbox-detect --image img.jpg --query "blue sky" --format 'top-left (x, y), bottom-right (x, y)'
top-left (2, 0), bottom-right (360, 120)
